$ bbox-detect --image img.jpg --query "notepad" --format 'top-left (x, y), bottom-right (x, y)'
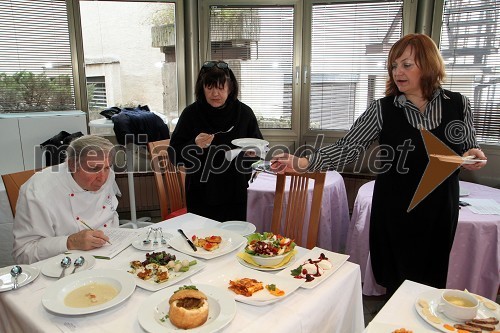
top-left (84, 228), bottom-right (141, 259)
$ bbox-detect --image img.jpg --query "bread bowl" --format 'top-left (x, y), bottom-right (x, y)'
top-left (168, 287), bottom-right (208, 329)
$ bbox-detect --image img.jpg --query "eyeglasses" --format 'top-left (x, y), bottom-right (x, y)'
top-left (202, 61), bottom-right (229, 70)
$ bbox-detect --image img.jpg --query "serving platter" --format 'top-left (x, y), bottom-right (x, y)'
top-left (138, 284), bottom-right (236, 333)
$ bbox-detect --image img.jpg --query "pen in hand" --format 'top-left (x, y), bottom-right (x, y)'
top-left (79, 219), bottom-right (112, 245)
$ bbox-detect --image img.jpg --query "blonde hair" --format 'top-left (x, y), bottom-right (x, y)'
top-left (385, 34), bottom-right (446, 100)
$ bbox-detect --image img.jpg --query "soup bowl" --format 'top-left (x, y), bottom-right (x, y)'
top-left (440, 289), bottom-right (479, 321)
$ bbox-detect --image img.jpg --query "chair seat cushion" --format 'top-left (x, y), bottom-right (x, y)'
top-left (165, 207), bottom-right (187, 220)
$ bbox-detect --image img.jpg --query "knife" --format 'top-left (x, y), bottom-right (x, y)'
top-left (178, 229), bottom-right (197, 252)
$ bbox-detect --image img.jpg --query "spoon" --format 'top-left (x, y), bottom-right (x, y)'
top-left (58, 256), bottom-right (72, 279)
top-left (143, 227), bottom-right (153, 245)
top-left (213, 125), bottom-right (234, 135)
top-left (160, 228), bottom-right (167, 245)
top-left (153, 228), bottom-right (159, 245)
top-left (10, 265), bottom-right (22, 290)
top-left (71, 256), bottom-right (85, 274)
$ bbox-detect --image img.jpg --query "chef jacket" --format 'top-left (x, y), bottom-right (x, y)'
top-left (12, 162), bottom-right (119, 264)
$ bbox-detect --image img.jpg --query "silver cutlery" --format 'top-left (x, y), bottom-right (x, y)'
top-left (58, 256), bottom-right (72, 279)
top-left (153, 228), bottom-right (159, 245)
top-left (10, 265), bottom-right (22, 290)
top-left (71, 256), bottom-right (85, 274)
top-left (160, 228), bottom-right (167, 245)
top-left (178, 229), bottom-right (197, 252)
top-left (143, 227), bottom-right (153, 245)
top-left (213, 125), bottom-right (234, 135)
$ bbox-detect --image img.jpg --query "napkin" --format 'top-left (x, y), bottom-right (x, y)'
top-left (237, 250), bottom-right (298, 269)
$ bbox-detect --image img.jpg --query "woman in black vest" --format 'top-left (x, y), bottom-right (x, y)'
top-left (271, 34), bottom-right (486, 296)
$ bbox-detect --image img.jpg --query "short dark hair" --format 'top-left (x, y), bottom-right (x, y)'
top-left (194, 61), bottom-right (239, 103)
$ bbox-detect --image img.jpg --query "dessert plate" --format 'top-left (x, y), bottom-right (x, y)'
top-left (215, 221), bottom-right (256, 236)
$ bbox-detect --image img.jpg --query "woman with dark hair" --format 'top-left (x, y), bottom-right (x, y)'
top-left (271, 34), bottom-right (487, 295)
top-left (169, 61), bottom-right (263, 221)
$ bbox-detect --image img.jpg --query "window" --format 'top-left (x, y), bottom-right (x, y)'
top-left (0, 0), bottom-right (76, 113)
top-left (79, 0), bottom-right (178, 132)
top-left (207, 5), bottom-right (295, 129)
top-left (439, 0), bottom-right (500, 144)
top-left (308, 1), bottom-right (403, 131)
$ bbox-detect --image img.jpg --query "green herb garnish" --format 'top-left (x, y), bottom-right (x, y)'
top-left (290, 265), bottom-right (303, 277)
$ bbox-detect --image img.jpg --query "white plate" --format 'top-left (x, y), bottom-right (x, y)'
top-left (0, 265), bottom-right (40, 292)
top-left (41, 253), bottom-right (96, 278)
top-left (131, 231), bottom-right (173, 251)
top-left (123, 249), bottom-right (206, 292)
top-left (138, 284), bottom-right (236, 333)
top-left (276, 247), bottom-right (349, 289)
top-left (215, 221), bottom-right (256, 236)
top-left (462, 158), bottom-right (487, 165)
top-left (415, 289), bottom-right (500, 333)
top-left (231, 138), bottom-right (269, 148)
top-left (169, 228), bottom-right (246, 260)
top-left (459, 188), bottom-right (470, 197)
top-left (41, 269), bottom-right (136, 315)
top-left (191, 265), bottom-right (304, 306)
top-left (236, 253), bottom-right (297, 272)
top-left (432, 154), bottom-right (487, 165)
top-left (366, 322), bottom-right (434, 333)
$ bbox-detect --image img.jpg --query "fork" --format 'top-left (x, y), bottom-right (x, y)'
top-left (212, 125), bottom-right (234, 135)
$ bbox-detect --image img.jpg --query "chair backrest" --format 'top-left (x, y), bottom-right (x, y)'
top-left (147, 139), bottom-right (186, 220)
top-left (2, 169), bottom-right (38, 217)
top-left (271, 171), bottom-right (327, 249)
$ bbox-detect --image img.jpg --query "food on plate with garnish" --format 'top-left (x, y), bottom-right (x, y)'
top-left (64, 282), bottom-right (118, 308)
top-left (290, 253), bottom-right (332, 282)
top-left (128, 251), bottom-right (197, 283)
top-left (192, 234), bottom-right (222, 251)
top-left (392, 329), bottom-right (413, 333)
top-left (168, 285), bottom-right (209, 329)
top-left (458, 317), bottom-right (499, 331)
top-left (228, 278), bottom-right (264, 297)
top-left (265, 284), bottom-right (285, 296)
top-left (244, 232), bottom-right (295, 266)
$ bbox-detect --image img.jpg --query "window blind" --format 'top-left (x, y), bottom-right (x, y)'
top-left (439, 0), bottom-right (500, 144)
top-left (209, 5), bottom-right (294, 129)
top-left (0, 0), bottom-right (76, 113)
top-left (309, 1), bottom-right (403, 131)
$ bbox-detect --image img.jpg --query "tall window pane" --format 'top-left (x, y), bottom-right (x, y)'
top-left (80, 1), bottom-right (177, 134)
top-left (209, 5), bottom-right (294, 129)
top-left (309, 1), bottom-right (403, 130)
top-left (439, 0), bottom-right (500, 144)
top-left (0, 0), bottom-right (76, 113)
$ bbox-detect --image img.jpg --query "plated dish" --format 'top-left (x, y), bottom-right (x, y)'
top-left (415, 289), bottom-right (500, 333)
top-left (41, 269), bottom-right (136, 315)
top-left (124, 249), bottom-right (206, 291)
top-left (231, 138), bottom-right (269, 148)
top-left (236, 254), bottom-right (297, 272)
top-left (365, 322), bottom-right (432, 333)
top-left (41, 253), bottom-right (96, 278)
top-left (276, 247), bottom-right (350, 289)
top-left (191, 265), bottom-right (304, 306)
top-left (0, 265), bottom-right (40, 292)
top-left (169, 228), bottom-right (246, 260)
top-left (138, 284), bottom-right (236, 333)
top-left (215, 221), bottom-right (256, 236)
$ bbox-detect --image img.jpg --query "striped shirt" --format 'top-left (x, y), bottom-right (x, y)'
top-left (307, 88), bottom-right (479, 172)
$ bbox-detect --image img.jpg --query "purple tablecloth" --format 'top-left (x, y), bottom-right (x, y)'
top-left (246, 171), bottom-right (350, 252)
top-left (346, 180), bottom-right (500, 300)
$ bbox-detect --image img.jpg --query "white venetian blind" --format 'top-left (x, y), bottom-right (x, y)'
top-left (439, 0), bottom-right (500, 144)
top-left (309, 1), bottom-right (403, 130)
top-left (0, 0), bottom-right (76, 113)
top-left (209, 5), bottom-right (294, 129)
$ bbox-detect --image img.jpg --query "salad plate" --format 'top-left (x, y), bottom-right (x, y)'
top-left (0, 265), bottom-right (40, 292)
top-left (231, 138), bottom-right (269, 148)
top-left (415, 289), bottom-right (500, 333)
top-left (138, 284), bottom-right (236, 333)
top-left (215, 221), bottom-right (256, 236)
top-left (276, 247), bottom-right (349, 289)
top-left (131, 230), bottom-right (173, 251)
top-left (236, 254), bottom-right (297, 271)
top-left (169, 228), bottom-right (246, 260)
top-left (123, 249), bottom-right (206, 291)
top-left (191, 265), bottom-right (304, 306)
top-left (41, 269), bottom-right (136, 315)
top-left (41, 253), bottom-right (96, 278)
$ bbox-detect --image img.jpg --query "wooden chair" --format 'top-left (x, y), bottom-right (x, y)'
top-left (2, 169), bottom-right (39, 217)
top-left (148, 139), bottom-right (187, 220)
top-left (271, 171), bottom-right (327, 249)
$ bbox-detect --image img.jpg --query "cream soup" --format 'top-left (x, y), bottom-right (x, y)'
top-left (64, 282), bottom-right (118, 308)
top-left (444, 295), bottom-right (476, 307)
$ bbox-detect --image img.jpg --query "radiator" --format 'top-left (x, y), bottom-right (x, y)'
top-left (115, 172), bottom-right (160, 213)
top-left (340, 173), bottom-right (376, 214)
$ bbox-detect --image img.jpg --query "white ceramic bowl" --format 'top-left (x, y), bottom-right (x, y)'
top-left (249, 253), bottom-right (287, 267)
top-left (440, 289), bottom-right (479, 321)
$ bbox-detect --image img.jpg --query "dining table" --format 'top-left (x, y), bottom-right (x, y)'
top-left (346, 180), bottom-right (500, 301)
top-left (247, 170), bottom-right (350, 252)
top-left (0, 213), bottom-right (365, 333)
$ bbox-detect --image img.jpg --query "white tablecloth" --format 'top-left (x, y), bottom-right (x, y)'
top-left (0, 213), bottom-right (365, 333)
top-left (347, 180), bottom-right (500, 300)
top-left (247, 171), bottom-right (350, 252)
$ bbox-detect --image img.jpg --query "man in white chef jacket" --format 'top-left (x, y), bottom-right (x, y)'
top-left (12, 135), bottom-right (119, 264)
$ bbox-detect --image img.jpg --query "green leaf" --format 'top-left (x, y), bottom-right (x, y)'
top-left (290, 265), bottom-right (303, 277)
